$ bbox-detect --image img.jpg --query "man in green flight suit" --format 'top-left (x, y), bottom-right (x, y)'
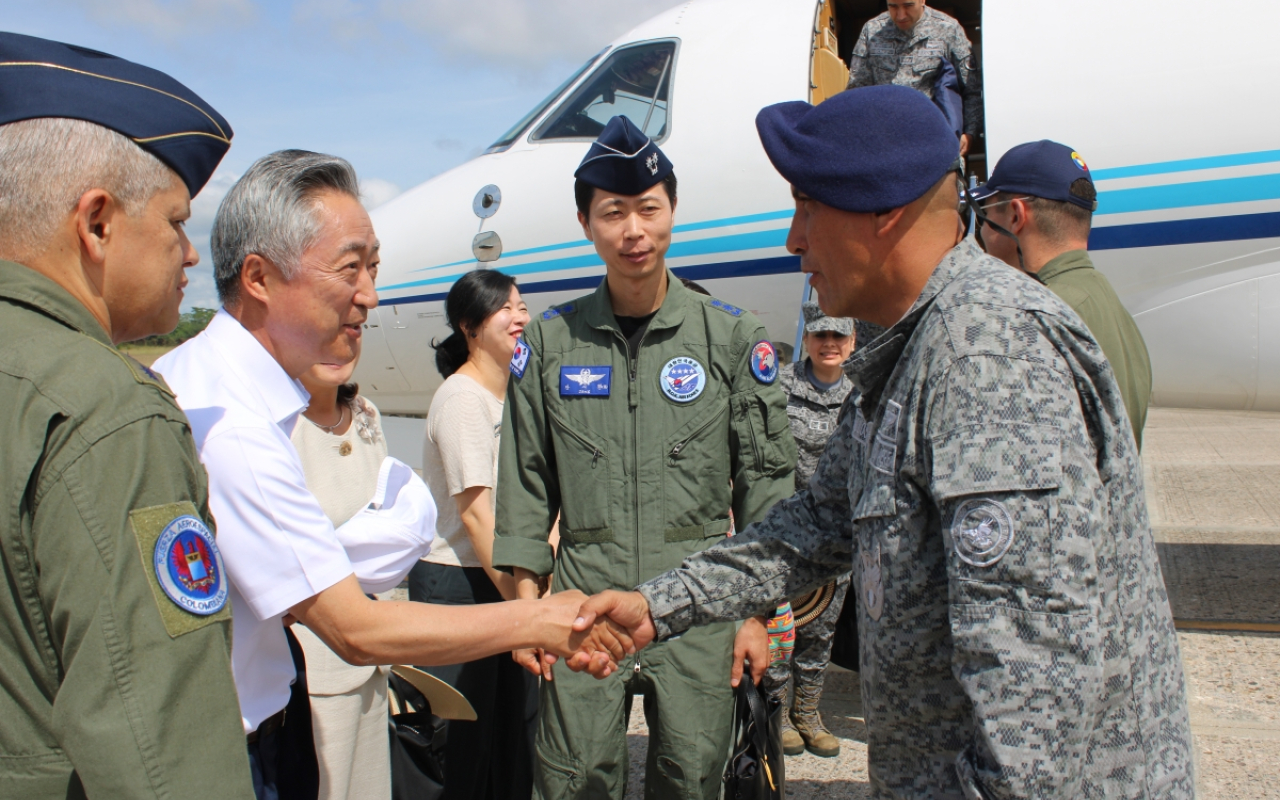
top-left (493, 115), bottom-right (797, 800)
top-left (0, 34), bottom-right (254, 798)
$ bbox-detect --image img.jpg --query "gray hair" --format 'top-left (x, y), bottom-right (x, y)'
top-left (213, 149), bottom-right (361, 305)
top-left (0, 118), bottom-right (178, 263)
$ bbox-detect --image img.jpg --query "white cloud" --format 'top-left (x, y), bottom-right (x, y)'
top-left (360, 178), bottom-right (402, 209)
top-left (65, 0), bottom-right (258, 41)
top-left (375, 0), bottom-right (685, 70)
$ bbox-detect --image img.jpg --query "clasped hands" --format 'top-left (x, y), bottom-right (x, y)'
top-left (516, 590), bottom-right (768, 687)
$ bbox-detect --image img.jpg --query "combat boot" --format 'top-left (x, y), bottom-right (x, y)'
top-left (790, 684), bottom-right (839, 758)
top-left (767, 680), bottom-right (805, 755)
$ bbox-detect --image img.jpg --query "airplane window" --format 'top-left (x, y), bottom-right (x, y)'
top-left (533, 41), bottom-right (677, 142)
top-left (486, 48), bottom-right (607, 154)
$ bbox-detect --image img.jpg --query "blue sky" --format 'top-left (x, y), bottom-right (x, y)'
top-left (2, 0), bottom-right (679, 308)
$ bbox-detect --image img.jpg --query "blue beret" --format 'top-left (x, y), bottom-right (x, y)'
top-left (0, 32), bottom-right (232, 196)
top-left (574, 115), bottom-right (673, 196)
top-left (756, 85), bottom-right (958, 213)
top-left (971, 140), bottom-right (1097, 211)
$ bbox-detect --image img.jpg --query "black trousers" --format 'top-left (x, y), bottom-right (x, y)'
top-left (248, 627), bottom-right (320, 800)
top-left (408, 562), bottom-right (537, 800)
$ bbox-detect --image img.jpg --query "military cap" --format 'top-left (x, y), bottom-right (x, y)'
top-left (971, 140), bottom-right (1098, 211)
top-left (0, 32), bottom-right (232, 196)
top-left (755, 85), bottom-right (958, 213)
top-left (802, 302), bottom-right (853, 336)
top-left (574, 115), bottom-right (673, 196)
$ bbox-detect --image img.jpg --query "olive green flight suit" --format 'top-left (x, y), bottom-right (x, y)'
top-left (0, 261), bottom-right (254, 799)
top-left (494, 272), bottom-right (797, 800)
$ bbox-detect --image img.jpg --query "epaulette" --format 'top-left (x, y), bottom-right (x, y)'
top-left (92, 338), bottom-right (175, 397)
top-left (709, 298), bottom-right (745, 317)
top-left (542, 302), bottom-right (577, 321)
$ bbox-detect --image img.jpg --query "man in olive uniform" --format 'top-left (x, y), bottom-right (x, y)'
top-left (0, 34), bottom-right (254, 798)
top-left (766, 302), bottom-right (856, 759)
top-left (972, 140), bottom-right (1152, 449)
top-left (493, 115), bottom-right (797, 800)
top-left (571, 87), bottom-right (1194, 799)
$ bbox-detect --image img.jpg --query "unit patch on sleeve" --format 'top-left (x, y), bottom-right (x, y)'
top-left (510, 338), bottom-right (530, 378)
top-left (951, 498), bottom-right (1015, 568)
top-left (749, 340), bottom-right (779, 384)
top-left (660, 356), bottom-right (706, 403)
top-left (560, 366), bottom-right (612, 397)
top-left (130, 502), bottom-right (231, 637)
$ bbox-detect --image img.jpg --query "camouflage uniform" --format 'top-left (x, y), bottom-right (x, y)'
top-left (765, 359), bottom-right (853, 699)
top-left (847, 8), bottom-right (983, 137)
top-left (638, 241), bottom-right (1195, 798)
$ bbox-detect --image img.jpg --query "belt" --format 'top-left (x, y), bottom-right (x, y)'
top-left (246, 708), bottom-right (286, 744)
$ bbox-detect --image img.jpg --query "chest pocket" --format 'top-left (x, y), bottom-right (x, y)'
top-left (911, 46), bottom-right (945, 77)
top-left (548, 407), bottom-right (612, 543)
top-left (663, 401), bottom-right (731, 541)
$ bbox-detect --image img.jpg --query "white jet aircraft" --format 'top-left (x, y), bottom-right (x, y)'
top-left (357, 0), bottom-right (1280, 417)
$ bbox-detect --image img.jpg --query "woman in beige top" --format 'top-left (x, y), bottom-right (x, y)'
top-left (290, 353), bottom-right (391, 800)
top-left (414, 269), bottom-right (536, 800)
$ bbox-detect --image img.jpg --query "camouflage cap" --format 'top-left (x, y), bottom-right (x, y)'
top-left (802, 302), bottom-right (853, 336)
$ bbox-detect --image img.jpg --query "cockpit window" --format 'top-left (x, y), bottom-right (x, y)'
top-left (533, 40), bottom-right (677, 142)
top-left (486, 49), bottom-right (607, 154)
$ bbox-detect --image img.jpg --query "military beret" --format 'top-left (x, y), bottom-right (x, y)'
top-left (971, 140), bottom-right (1098, 211)
top-left (755, 85), bottom-right (958, 213)
top-left (0, 32), bottom-right (232, 196)
top-left (802, 302), bottom-right (853, 336)
top-left (574, 115), bottom-right (673, 196)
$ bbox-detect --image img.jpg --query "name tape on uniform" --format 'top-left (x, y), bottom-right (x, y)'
top-left (560, 366), bottom-right (611, 397)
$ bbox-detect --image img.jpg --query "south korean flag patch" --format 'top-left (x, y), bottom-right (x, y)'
top-left (509, 338), bottom-right (530, 378)
top-left (749, 340), bottom-right (778, 384)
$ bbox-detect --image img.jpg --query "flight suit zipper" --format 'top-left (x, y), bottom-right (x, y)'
top-left (668, 403), bottom-right (730, 461)
top-left (627, 326), bottom-right (652, 589)
top-left (740, 397), bottom-right (764, 473)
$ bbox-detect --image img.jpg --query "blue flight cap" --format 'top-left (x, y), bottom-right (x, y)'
top-left (574, 116), bottom-right (673, 196)
top-left (756, 85), bottom-right (958, 213)
top-left (971, 140), bottom-right (1097, 211)
top-left (0, 32), bottom-right (232, 196)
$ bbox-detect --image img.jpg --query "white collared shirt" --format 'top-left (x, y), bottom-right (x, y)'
top-left (154, 310), bottom-right (353, 733)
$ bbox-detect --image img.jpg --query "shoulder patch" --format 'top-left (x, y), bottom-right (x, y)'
top-left (510, 337), bottom-right (531, 378)
top-left (951, 498), bottom-right (1015, 568)
top-left (709, 299), bottom-right (744, 317)
top-left (542, 303), bottom-right (577, 321)
top-left (130, 502), bottom-right (230, 637)
top-left (749, 340), bottom-right (779, 384)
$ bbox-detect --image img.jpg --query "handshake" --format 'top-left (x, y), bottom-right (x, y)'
top-left (514, 590), bottom-right (769, 687)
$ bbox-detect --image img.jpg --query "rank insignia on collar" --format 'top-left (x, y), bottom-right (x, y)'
top-left (660, 356), bottom-right (706, 403)
top-left (951, 498), bottom-right (1014, 568)
top-left (709, 299), bottom-right (744, 317)
top-left (510, 338), bottom-right (530, 378)
top-left (560, 365), bottom-right (611, 397)
top-left (749, 340), bottom-right (778, 384)
top-left (154, 515), bottom-right (228, 616)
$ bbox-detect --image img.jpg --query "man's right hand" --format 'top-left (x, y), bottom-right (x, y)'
top-left (566, 590), bottom-right (657, 677)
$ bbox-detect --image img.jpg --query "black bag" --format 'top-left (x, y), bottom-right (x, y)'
top-left (723, 678), bottom-right (785, 800)
top-left (388, 672), bottom-right (447, 800)
top-left (828, 587), bottom-right (860, 672)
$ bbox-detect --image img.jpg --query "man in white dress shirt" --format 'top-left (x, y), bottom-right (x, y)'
top-left (154, 150), bottom-right (631, 800)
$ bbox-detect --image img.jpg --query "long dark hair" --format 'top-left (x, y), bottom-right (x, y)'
top-left (431, 269), bottom-right (519, 378)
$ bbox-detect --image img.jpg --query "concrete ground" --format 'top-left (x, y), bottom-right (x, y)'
top-left (620, 407), bottom-right (1280, 798)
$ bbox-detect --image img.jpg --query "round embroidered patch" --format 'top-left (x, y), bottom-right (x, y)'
top-left (1071, 151), bottom-right (1089, 171)
top-left (153, 515), bottom-right (228, 615)
top-left (951, 499), bottom-right (1014, 568)
top-left (659, 356), bottom-right (706, 403)
top-left (749, 340), bottom-right (778, 384)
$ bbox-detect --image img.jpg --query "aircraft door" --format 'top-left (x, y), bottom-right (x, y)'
top-left (356, 307), bottom-right (410, 394)
top-left (810, 1), bottom-right (849, 105)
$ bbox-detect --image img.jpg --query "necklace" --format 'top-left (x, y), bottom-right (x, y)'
top-left (311, 403), bottom-right (347, 434)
